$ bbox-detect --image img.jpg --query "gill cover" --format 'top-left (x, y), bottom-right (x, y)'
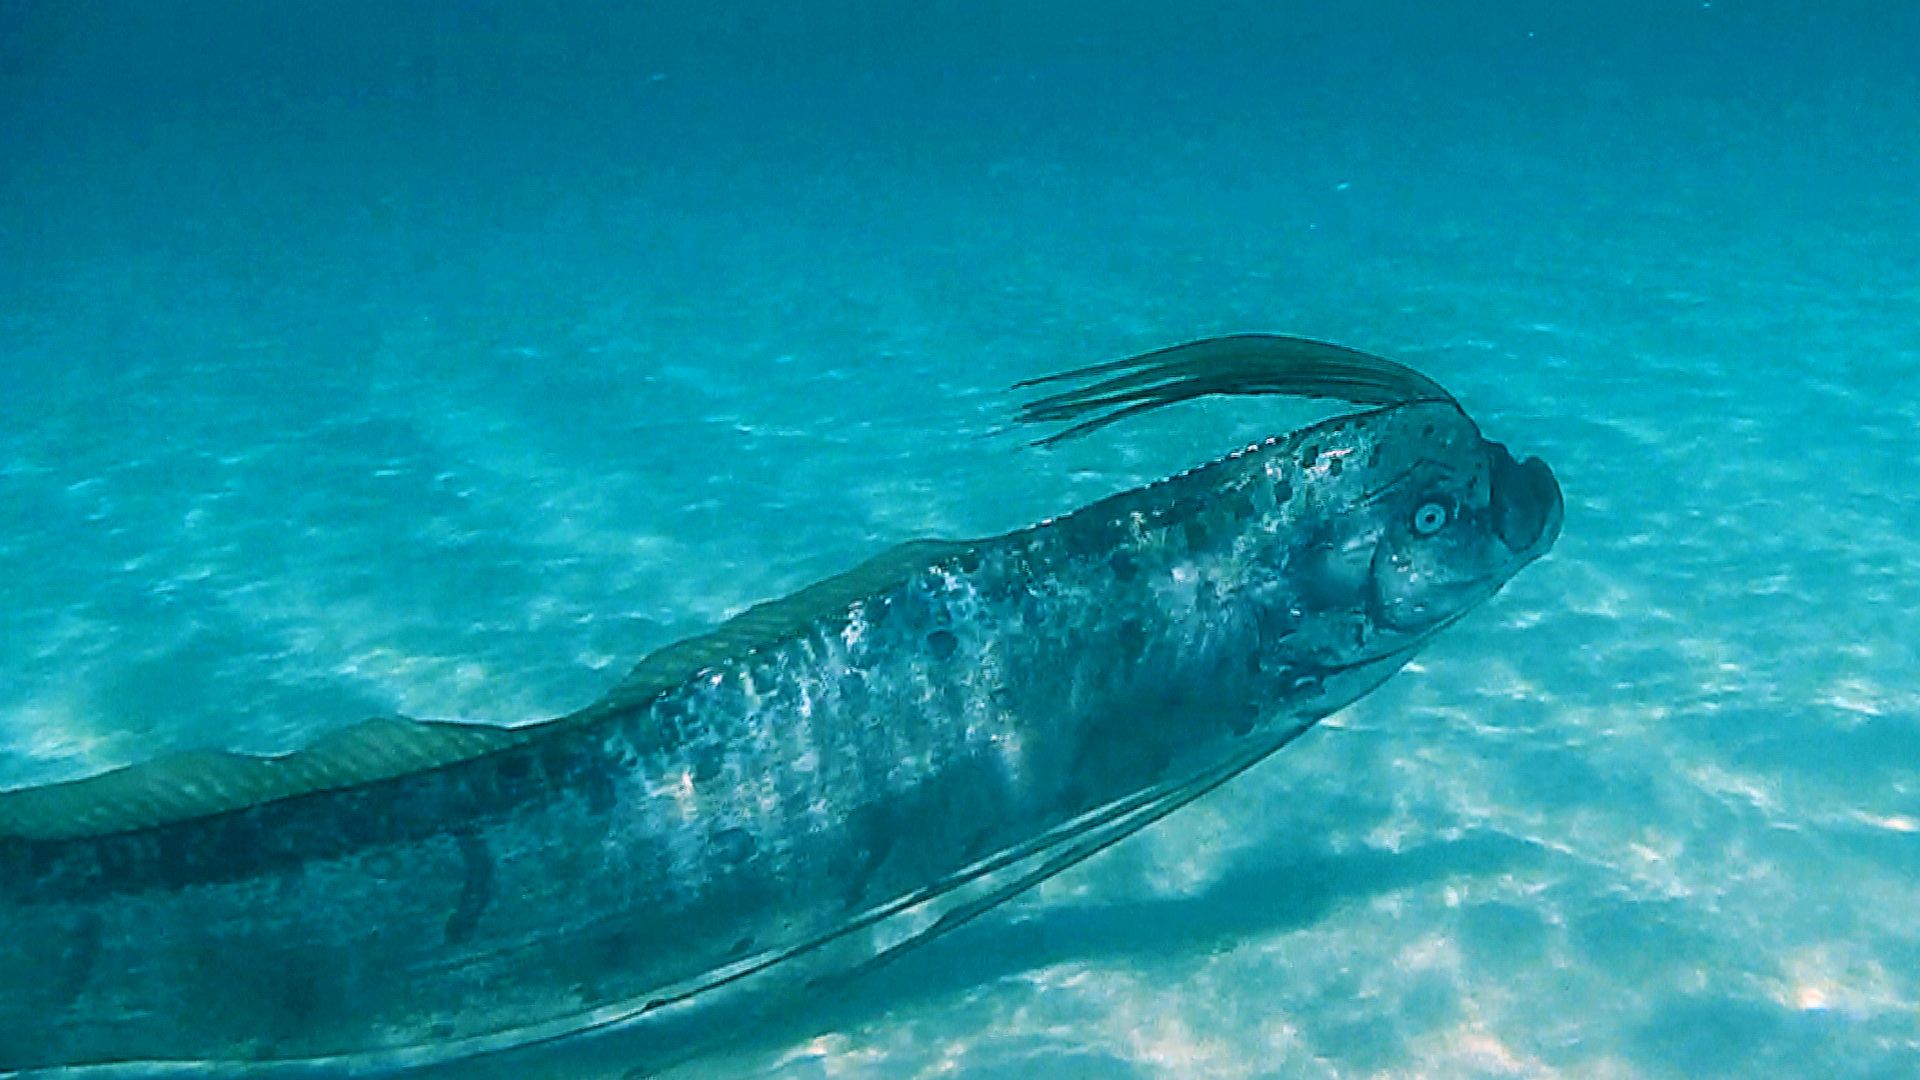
top-left (1017, 333), bottom-right (1561, 665)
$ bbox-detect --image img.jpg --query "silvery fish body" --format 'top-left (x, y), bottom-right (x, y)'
top-left (0, 338), bottom-right (1562, 1077)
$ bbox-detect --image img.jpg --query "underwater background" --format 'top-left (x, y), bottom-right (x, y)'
top-left (2, 1), bottom-right (1917, 1076)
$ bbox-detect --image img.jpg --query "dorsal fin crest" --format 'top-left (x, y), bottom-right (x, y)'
top-left (0, 717), bottom-right (536, 842)
top-left (593, 538), bottom-right (974, 711)
top-left (2, 334), bottom-right (1438, 842)
top-left (0, 540), bottom-right (977, 843)
top-left (1014, 333), bottom-right (1456, 447)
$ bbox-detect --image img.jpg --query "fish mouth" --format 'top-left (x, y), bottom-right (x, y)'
top-left (1488, 442), bottom-right (1563, 559)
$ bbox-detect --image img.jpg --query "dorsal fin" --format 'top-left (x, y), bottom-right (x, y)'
top-left (0, 716), bottom-right (535, 842)
top-left (1015, 333), bottom-right (1455, 446)
top-left (591, 538), bottom-right (976, 712)
top-left (3, 336), bottom-right (1412, 844)
top-left (0, 539), bottom-right (977, 843)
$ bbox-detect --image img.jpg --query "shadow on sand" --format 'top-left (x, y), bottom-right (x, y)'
top-left (559, 823), bottom-right (1543, 1079)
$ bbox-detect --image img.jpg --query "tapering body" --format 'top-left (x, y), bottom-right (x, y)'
top-left (0, 340), bottom-right (1562, 1077)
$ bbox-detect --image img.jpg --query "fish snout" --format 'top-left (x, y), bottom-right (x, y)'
top-left (1488, 443), bottom-right (1563, 557)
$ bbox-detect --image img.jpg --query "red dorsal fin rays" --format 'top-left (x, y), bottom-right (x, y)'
top-left (1014, 334), bottom-right (1457, 447)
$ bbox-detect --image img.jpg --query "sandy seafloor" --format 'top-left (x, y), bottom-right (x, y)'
top-left (2, 2), bottom-right (1918, 1077)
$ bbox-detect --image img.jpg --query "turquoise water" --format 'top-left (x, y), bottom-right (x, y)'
top-left (3, 2), bottom-right (1918, 1076)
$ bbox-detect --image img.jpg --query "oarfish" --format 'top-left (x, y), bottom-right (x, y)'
top-left (0, 335), bottom-right (1562, 1077)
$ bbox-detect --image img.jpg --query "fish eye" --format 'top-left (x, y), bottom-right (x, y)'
top-left (1410, 499), bottom-right (1452, 536)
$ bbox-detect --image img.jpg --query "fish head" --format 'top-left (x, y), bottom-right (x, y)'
top-left (1279, 399), bottom-right (1562, 664)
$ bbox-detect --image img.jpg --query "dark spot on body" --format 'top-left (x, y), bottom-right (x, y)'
top-left (363, 846), bottom-right (403, 881)
top-left (839, 672), bottom-right (868, 707)
top-left (1110, 552), bottom-right (1138, 582)
top-left (927, 629), bottom-right (959, 660)
top-left (598, 930), bottom-right (636, 974)
top-left (332, 798), bottom-right (386, 850)
top-left (1273, 478), bottom-right (1293, 503)
top-left (989, 571), bottom-right (1029, 602)
top-left (1327, 455), bottom-right (1344, 477)
top-left (1080, 516), bottom-right (1131, 557)
top-left (1184, 518), bottom-right (1212, 549)
top-left (542, 741), bottom-right (620, 815)
top-left (445, 830), bottom-right (494, 946)
top-left (840, 831), bottom-right (896, 910)
top-left (54, 911), bottom-right (102, 1003)
top-left (1256, 602), bottom-right (1301, 650)
top-left (711, 827), bottom-right (755, 866)
top-left (1069, 703), bottom-right (1179, 802)
top-left (1055, 777), bottom-right (1091, 816)
top-left (1301, 444), bottom-right (1320, 467)
top-left (648, 699), bottom-right (692, 744)
top-left (272, 965), bottom-right (323, 1035)
top-left (585, 767), bottom-right (618, 815)
top-left (961, 826), bottom-right (995, 862)
top-left (727, 934), bottom-right (757, 959)
top-left (495, 752), bottom-right (532, 790)
top-left (687, 742), bottom-right (725, 783)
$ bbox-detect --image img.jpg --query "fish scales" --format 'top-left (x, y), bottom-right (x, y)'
top-left (0, 338), bottom-right (1563, 1076)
